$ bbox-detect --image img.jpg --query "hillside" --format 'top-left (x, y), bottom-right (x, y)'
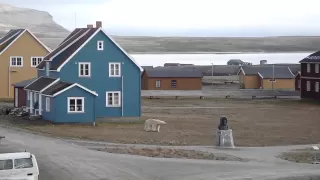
top-left (1, 3), bottom-right (320, 53)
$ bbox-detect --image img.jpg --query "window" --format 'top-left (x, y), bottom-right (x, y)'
top-left (79, 62), bottom-right (91, 77)
top-left (156, 80), bottom-right (161, 88)
top-left (307, 63), bottom-right (311, 73)
top-left (97, 41), bottom-right (104, 50)
top-left (316, 82), bottom-right (319, 92)
top-left (171, 80), bottom-right (177, 88)
top-left (307, 81), bottom-right (311, 91)
top-left (109, 63), bottom-right (121, 77)
top-left (268, 79), bottom-right (276, 82)
top-left (68, 97), bottom-right (84, 113)
top-left (46, 97), bottom-right (50, 112)
top-left (0, 159), bottom-right (13, 170)
top-left (316, 64), bottom-right (319, 73)
top-left (14, 158), bottom-right (33, 169)
top-left (31, 57), bottom-right (43, 67)
top-left (10, 56), bottom-right (23, 67)
top-left (106, 91), bottom-right (121, 107)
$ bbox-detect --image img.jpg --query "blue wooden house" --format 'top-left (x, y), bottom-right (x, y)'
top-left (23, 21), bottom-right (143, 123)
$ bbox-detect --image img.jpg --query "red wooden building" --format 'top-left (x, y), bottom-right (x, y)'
top-left (12, 78), bottom-right (36, 107)
top-left (299, 52), bottom-right (320, 100)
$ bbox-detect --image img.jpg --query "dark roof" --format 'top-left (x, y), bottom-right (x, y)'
top-left (145, 67), bottom-right (202, 78)
top-left (37, 28), bottom-right (99, 70)
top-left (241, 66), bottom-right (295, 79)
top-left (300, 51), bottom-right (320, 63)
top-left (0, 29), bottom-right (24, 53)
top-left (58, 28), bottom-right (83, 46)
top-left (24, 77), bottom-right (57, 91)
top-left (12, 78), bottom-right (37, 88)
top-left (42, 81), bottom-right (73, 95)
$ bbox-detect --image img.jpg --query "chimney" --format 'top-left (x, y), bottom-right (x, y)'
top-left (87, 24), bottom-right (94, 28)
top-left (96, 21), bottom-right (102, 28)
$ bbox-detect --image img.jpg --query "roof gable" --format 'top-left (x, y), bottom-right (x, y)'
top-left (54, 28), bottom-right (143, 72)
top-left (0, 29), bottom-right (51, 55)
top-left (300, 51), bottom-right (320, 63)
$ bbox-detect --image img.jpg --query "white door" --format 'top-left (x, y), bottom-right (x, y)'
top-left (14, 88), bottom-right (18, 107)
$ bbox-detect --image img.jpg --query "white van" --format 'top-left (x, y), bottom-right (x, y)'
top-left (0, 152), bottom-right (39, 180)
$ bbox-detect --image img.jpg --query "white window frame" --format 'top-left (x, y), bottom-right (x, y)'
top-left (10, 56), bottom-right (23, 67)
top-left (171, 80), bottom-right (177, 88)
top-left (307, 63), bottom-right (311, 73)
top-left (109, 63), bottom-right (121, 77)
top-left (156, 80), bottom-right (161, 88)
top-left (316, 64), bottom-right (319, 74)
top-left (97, 41), bottom-right (104, 50)
top-left (307, 81), bottom-right (311, 92)
top-left (106, 91), bottom-right (121, 107)
top-left (30, 57), bottom-right (43, 67)
top-left (78, 62), bottom-right (91, 77)
top-left (46, 97), bottom-right (50, 112)
top-left (316, 82), bottom-right (319, 92)
top-left (67, 97), bottom-right (84, 113)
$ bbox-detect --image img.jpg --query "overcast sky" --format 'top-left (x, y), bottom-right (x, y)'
top-left (1, 0), bottom-right (320, 36)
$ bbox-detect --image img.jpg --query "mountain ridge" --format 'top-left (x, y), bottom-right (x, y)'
top-left (1, 3), bottom-right (320, 53)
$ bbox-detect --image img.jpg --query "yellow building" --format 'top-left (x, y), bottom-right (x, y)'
top-left (238, 66), bottom-right (296, 90)
top-left (0, 29), bottom-right (51, 98)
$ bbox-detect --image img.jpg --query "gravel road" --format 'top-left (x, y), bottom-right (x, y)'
top-left (1, 126), bottom-right (320, 180)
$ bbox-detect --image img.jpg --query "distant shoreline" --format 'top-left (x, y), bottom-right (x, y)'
top-left (129, 51), bottom-right (314, 55)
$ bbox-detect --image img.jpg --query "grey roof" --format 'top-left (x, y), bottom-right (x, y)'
top-left (42, 81), bottom-right (73, 95)
top-left (24, 76), bottom-right (57, 91)
top-left (0, 29), bottom-right (25, 54)
top-left (241, 66), bottom-right (295, 79)
top-left (142, 66), bottom-right (153, 70)
top-left (145, 67), bottom-right (202, 78)
top-left (300, 51), bottom-right (320, 63)
top-left (12, 78), bottom-right (37, 88)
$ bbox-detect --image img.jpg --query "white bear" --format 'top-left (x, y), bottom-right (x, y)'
top-left (144, 119), bottom-right (167, 132)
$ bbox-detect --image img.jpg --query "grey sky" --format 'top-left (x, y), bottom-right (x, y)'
top-left (1, 0), bottom-right (320, 37)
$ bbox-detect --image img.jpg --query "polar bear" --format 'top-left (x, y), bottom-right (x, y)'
top-left (144, 119), bottom-right (167, 132)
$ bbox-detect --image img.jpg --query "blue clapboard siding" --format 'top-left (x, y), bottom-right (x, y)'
top-left (55, 30), bottom-right (141, 118)
top-left (48, 86), bottom-right (96, 123)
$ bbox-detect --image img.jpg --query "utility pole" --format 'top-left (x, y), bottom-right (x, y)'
top-left (211, 63), bottom-right (214, 87)
top-left (272, 65), bottom-right (275, 91)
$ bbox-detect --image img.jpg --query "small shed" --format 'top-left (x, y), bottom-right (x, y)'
top-left (12, 78), bottom-right (37, 107)
top-left (141, 67), bottom-right (203, 90)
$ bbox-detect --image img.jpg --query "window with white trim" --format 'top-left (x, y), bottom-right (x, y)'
top-left (46, 97), bottom-right (50, 112)
top-left (106, 91), bottom-right (121, 107)
top-left (10, 56), bottom-right (23, 67)
top-left (97, 41), bottom-right (104, 50)
top-left (79, 62), bottom-right (91, 77)
top-left (68, 97), bottom-right (84, 113)
top-left (31, 57), bottom-right (43, 67)
top-left (307, 81), bottom-right (311, 92)
top-left (316, 82), bottom-right (319, 92)
top-left (109, 63), bottom-right (121, 77)
top-left (156, 80), bottom-right (161, 88)
top-left (307, 63), bottom-right (311, 73)
top-left (316, 64), bottom-right (319, 73)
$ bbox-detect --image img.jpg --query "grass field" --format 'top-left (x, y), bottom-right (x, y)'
top-left (9, 98), bottom-right (320, 147)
